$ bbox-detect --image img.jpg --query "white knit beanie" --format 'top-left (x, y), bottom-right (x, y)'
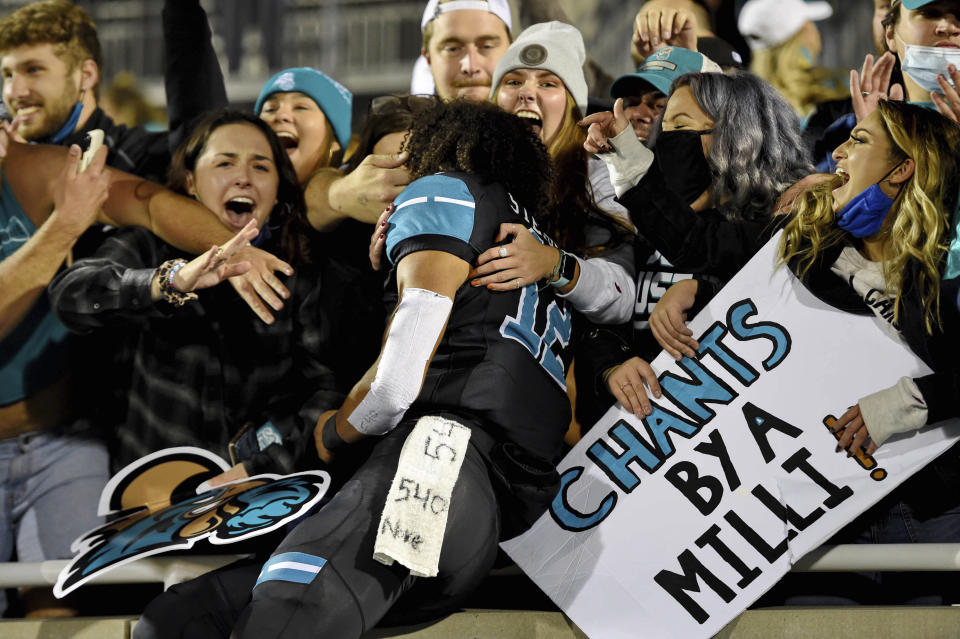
top-left (489, 21), bottom-right (588, 115)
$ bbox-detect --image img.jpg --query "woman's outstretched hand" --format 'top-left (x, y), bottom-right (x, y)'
top-left (581, 98), bottom-right (631, 154)
top-left (155, 220), bottom-right (258, 302)
top-left (850, 52), bottom-right (904, 122)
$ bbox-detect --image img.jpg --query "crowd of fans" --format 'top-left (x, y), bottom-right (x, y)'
top-left (1, 0), bottom-right (959, 634)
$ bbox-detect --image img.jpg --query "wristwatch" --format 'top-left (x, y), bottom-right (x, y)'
top-left (551, 250), bottom-right (577, 288)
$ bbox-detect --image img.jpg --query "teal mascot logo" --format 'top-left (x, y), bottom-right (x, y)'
top-left (54, 447), bottom-right (329, 598)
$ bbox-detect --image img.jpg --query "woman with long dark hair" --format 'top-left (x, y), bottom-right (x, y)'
top-left (49, 109), bottom-right (340, 471)
top-left (582, 69), bottom-right (813, 421)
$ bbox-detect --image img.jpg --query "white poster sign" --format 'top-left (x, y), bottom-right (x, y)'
top-left (502, 235), bottom-right (960, 639)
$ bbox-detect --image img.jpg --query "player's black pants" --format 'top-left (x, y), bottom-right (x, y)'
top-left (134, 422), bottom-right (501, 639)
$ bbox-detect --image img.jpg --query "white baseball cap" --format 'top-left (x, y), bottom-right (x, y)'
top-left (411, 0), bottom-right (513, 96)
top-left (419, 0), bottom-right (511, 32)
top-left (737, 0), bottom-right (833, 51)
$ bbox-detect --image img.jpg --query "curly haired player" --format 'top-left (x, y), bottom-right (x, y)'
top-left (135, 100), bottom-right (575, 639)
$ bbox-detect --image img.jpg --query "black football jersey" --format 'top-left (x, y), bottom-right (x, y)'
top-left (385, 172), bottom-right (572, 461)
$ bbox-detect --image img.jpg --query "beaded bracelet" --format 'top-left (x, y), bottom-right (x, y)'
top-left (156, 259), bottom-right (198, 306)
top-left (167, 259), bottom-right (187, 289)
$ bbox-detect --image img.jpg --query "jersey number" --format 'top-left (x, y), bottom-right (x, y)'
top-left (500, 286), bottom-right (571, 389)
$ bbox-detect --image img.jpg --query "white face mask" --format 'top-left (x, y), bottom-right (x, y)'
top-left (897, 33), bottom-right (960, 94)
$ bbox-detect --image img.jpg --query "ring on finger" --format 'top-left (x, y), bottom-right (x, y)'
top-left (515, 278), bottom-right (521, 289)
top-left (499, 246), bottom-right (508, 259)
top-left (214, 247), bottom-right (225, 261)
top-left (862, 91), bottom-right (871, 97)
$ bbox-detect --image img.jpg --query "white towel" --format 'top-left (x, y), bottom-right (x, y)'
top-left (373, 415), bottom-right (472, 577)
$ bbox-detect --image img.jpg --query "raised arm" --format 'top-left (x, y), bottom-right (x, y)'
top-left (8, 140), bottom-right (294, 324)
top-left (49, 221), bottom-right (256, 333)
top-left (619, 166), bottom-right (778, 279)
top-left (162, 0), bottom-right (228, 154)
top-left (0, 142), bottom-right (108, 339)
top-left (304, 152), bottom-right (410, 231)
top-left (315, 249), bottom-right (469, 461)
top-left (631, 0), bottom-right (712, 66)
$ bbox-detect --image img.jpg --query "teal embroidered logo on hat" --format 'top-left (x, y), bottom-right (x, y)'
top-left (610, 47), bottom-right (721, 99)
top-left (274, 72), bottom-right (296, 92)
top-left (640, 47), bottom-right (680, 73)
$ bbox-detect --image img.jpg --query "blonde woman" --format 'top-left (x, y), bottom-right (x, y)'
top-left (651, 101), bottom-right (960, 452)
top-left (781, 100), bottom-right (960, 451)
top-left (643, 100), bottom-right (960, 604)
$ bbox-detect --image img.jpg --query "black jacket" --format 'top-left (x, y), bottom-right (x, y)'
top-left (39, 0), bottom-right (227, 183)
top-left (578, 168), bottom-right (759, 419)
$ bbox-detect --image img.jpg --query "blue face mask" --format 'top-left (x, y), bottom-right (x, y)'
top-left (835, 164), bottom-right (903, 238)
top-left (896, 35), bottom-right (960, 93)
top-left (48, 102), bottom-right (83, 144)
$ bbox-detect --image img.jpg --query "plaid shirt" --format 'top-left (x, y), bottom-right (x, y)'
top-left (48, 227), bottom-right (342, 470)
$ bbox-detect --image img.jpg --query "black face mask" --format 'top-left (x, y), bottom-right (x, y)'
top-left (655, 129), bottom-right (715, 206)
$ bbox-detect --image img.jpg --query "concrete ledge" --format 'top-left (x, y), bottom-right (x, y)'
top-left (0, 611), bottom-right (586, 639)
top-left (367, 610), bottom-right (588, 638)
top-left (4, 607), bottom-right (960, 639)
top-left (0, 616), bottom-right (136, 639)
top-left (717, 607), bottom-right (960, 639)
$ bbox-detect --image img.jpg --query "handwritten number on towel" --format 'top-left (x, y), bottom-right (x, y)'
top-left (424, 436), bottom-right (458, 462)
top-left (395, 478), bottom-right (448, 514)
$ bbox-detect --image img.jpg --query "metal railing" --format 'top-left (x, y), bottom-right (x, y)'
top-left (1, 544), bottom-right (958, 595)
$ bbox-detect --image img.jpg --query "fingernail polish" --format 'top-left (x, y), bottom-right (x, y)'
top-left (379, 233), bottom-right (385, 239)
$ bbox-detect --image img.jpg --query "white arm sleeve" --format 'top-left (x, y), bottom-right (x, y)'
top-left (588, 155), bottom-right (633, 230)
top-left (596, 126), bottom-right (655, 198)
top-left (858, 376), bottom-right (928, 448)
top-left (557, 256), bottom-right (636, 324)
top-left (347, 287), bottom-right (453, 436)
